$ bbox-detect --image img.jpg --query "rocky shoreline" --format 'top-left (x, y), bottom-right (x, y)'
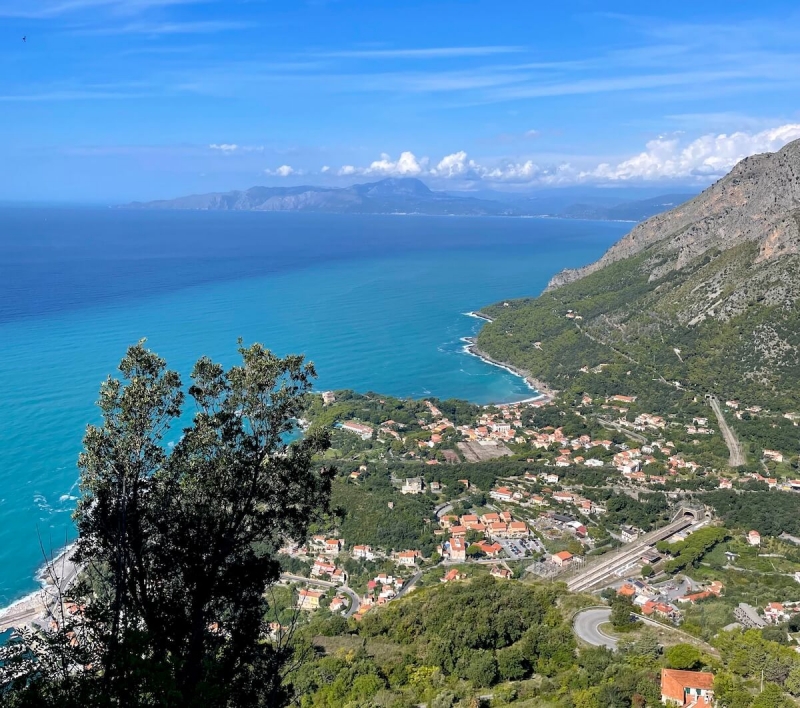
top-left (462, 337), bottom-right (557, 403)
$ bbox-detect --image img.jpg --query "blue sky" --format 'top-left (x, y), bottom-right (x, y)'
top-left (2, 0), bottom-right (800, 201)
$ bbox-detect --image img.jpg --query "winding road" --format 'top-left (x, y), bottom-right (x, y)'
top-left (707, 395), bottom-right (745, 467)
top-left (573, 607), bottom-right (618, 649)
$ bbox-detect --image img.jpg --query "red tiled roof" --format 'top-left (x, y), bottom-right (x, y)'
top-left (660, 669), bottom-right (715, 703)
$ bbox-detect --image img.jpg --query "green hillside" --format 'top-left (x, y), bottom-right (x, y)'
top-left (477, 242), bottom-right (800, 413)
top-left (477, 140), bottom-right (800, 430)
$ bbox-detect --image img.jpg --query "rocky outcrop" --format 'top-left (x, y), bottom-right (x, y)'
top-left (546, 138), bottom-right (800, 291)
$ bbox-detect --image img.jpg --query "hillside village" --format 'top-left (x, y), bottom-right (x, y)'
top-left (274, 389), bottom-right (800, 649)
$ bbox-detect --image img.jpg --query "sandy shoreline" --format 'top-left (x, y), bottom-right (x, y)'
top-left (463, 311), bottom-right (557, 401)
top-left (0, 544), bottom-right (81, 633)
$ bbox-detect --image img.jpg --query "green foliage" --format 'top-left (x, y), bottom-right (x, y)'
top-left (330, 473), bottom-right (437, 554)
top-left (714, 627), bottom-right (800, 702)
top-left (476, 240), bottom-right (800, 439)
top-left (665, 644), bottom-right (702, 670)
top-left (610, 594), bottom-right (637, 631)
top-left (662, 526), bottom-right (729, 574)
top-left (593, 491), bottom-right (669, 532)
top-left (703, 491), bottom-right (800, 537)
top-left (4, 342), bottom-right (333, 708)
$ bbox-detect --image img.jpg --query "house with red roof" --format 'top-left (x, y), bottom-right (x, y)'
top-left (297, 588), bottom-right (324, 611)
top-left (323, 538), bottom-right (342, 555)
top-left (396, 550), bottom-right (421, 567)
top-left (490, 487), bottom-right (514, 502)
top-left (764, 602), bottom-right (788, 624)
top-left (660, 668), bottom-right (715, 706)
top-left (441, 568), bottom-right (466, 583)
top-left (552, 550), bottom-right (573, 567)
top-left (475, 540), bottom-right (504, 558)
top-left (506, 521), bottom-right (529, 538)
top-left (449, 537), bottom-right (466, 562)
top-left (352, 545), bottom-right (375, 561)
top-left (490, 566), bottom-right (512, 580)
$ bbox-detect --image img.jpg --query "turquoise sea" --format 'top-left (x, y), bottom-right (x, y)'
top-left (0, 209), bottom-right (630, 608)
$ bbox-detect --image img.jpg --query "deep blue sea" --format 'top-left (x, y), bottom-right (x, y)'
top-left (0, 208), bottom-right (629, 607)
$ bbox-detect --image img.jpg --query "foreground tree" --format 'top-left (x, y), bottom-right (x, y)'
top-left (610, 594), bottom-right (637, 631)
top-left (6, 341), bottom-right (333, 708)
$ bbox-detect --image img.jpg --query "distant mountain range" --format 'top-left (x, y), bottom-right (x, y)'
top-left (121, 178), bottom-right (698, 223)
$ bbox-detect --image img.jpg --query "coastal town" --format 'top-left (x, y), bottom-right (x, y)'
top-left (265, 386), bottom-right (800, 656)
top-left (7, 382), bottom-right (800, 654)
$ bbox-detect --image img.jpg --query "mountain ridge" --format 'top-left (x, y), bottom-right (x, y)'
top-left (121, 177), bottom-right (698, 221)
top-left (477, 138), bottom-right (800, 412)
top-left (123, 177), bottom-right (521, 216)
top-left (546, 139), bottom-right (800, 291)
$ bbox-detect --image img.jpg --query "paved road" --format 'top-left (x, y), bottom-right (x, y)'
top-left (597, 417), bottom-right (649, 445)
top-left (434, 502), bottom-right (453, 519)
top-left (573, 607), bottom-right (721, 658)
top-left (340, 586), bottom-right (361, 618)
top-left (708, 396), bottom-right (745, 467)
top-left (573, 608), bottom-right (618, 649)
top-left (396, 571), bottom-right (422, 599)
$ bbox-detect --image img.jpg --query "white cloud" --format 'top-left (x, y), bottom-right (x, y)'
top-left (524, 129), bottom-right (540, 138)
top-left (364, 151), bottom-right (426, 176)
top-left (209, 143), bottom-right (264, 154)
top-left (321, 165), bottom-right (330, 173)
top-left (0, 0), bottom-right (209, 19)
top-left (430, 151), bottom-right (474, 178)
top-left (265, 164), bottom-right (295, 177)
top-left (331, 123), bottom-right (800, 187)
top-left (75, 20), bottom-right (252, 35)
top-left (585, 123), bottom-right (800, 181)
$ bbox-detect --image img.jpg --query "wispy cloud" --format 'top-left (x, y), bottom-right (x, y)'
top-left (0, 0), bottom-right (210, 19)
top-left (316, 46), bottom-right (524, 59)
top-left (76, 19), bottom-right (252, 35)
top-left (209, 143), bottom-right (264, 153)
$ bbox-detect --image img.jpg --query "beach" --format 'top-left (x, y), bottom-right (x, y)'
top-left (461, 329), bottom-right (556, 405)
top-left (0, 545), bottom-right (80, 633)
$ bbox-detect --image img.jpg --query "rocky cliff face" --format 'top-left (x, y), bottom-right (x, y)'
top-left (547, 138), bottom-right (800, 291)
top-left (478, 138), bottom-right (800, 411)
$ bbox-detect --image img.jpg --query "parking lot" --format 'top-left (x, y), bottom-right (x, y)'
top-left (494, 536), bottom-right (543, 560)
